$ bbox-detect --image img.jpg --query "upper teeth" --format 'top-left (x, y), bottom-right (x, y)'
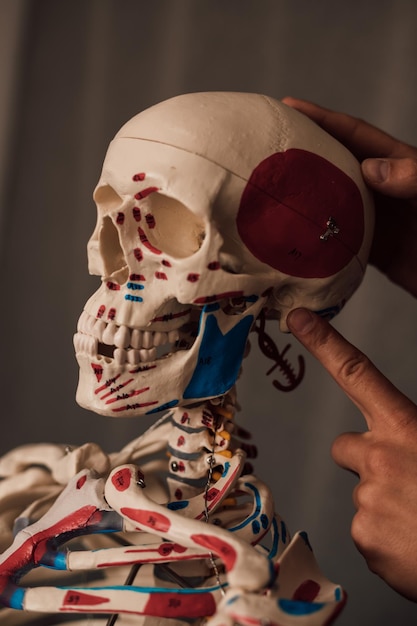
top-left (77, 311), bottom-right (180, 350)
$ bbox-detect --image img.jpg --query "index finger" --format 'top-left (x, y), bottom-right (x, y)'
top-left (282, 97), bottom-right (415, 160)
top-left (286, 308), bottom-right (414, 433)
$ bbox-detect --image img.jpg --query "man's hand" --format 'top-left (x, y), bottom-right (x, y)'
top-left (287, 308), bottom-right (417, 601)
top-left (282, 97), bottom-right (417, 297)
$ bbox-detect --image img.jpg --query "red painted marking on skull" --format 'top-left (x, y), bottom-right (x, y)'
top-left (175, 488), bottom-right (183, 499)
top-left (151, 308), bottom-right (191, 323)
top-left (129, 273), bottom-right (146, 281)
top-left (193, 290), bottom-right (243, 304)
top-left (116, 212), bottom-right (125, 225)
top-left (106, 281), bottom-right (120, 291)
top-left (237, 148), bottom-right (364, 278)
top-left (187, 273), bottom-right (200, 282)
top-left (76, 474), bottom-right (87, 489)
top-left (207, 261), bottom-right (221, 270)
top-left (155, 271), bottom-right (168, 280)
top-left (111, 467), bottom-right (132, 491)
top-left (63, 590), bottom-right (110, 606)
top-left (145, 213), bottom-right (156, 228)
top-left (97, 305), bottom-right (106, 318)
top-left (177, 435), bottom-right (185, 447)
top-left (133, 172), bottom-right (146, 182)
top-left (111, 400), bottom-right (159, 412)
top-left (135, 186), bottom-right (158, 200)
top-left (100, 378), bottom-right (135, 400)
top-left (91, 363), bottom-right (103, 382)
top-left (107, 308), bottom-right (116, 320)
top-left (292, 579), bottom-right (321, 602)
top-left (162, 259), bottom-right (172, 267)
top-left (138, 227), bottom-right (162, 254)
top-left (95, 374), bottom-right (121, 394)
top-left (134, 247), bottom-right (143, 262)
top-left (144, 592), bottom-right (216, 618)
top-left (133, 207), bottom-right (141, 222)
top-left (191, 534), bottom-right (237, 570)
top-left (120, 507), bottom-right (171, 533)
top-left (105, 387), bottom-right (150, 404)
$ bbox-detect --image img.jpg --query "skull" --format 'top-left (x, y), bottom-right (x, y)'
top-left (74, 92), bottom-right (373, 417)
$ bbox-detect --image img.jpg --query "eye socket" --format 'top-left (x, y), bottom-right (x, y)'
top-left (145, 193), bottom-right (206, 258)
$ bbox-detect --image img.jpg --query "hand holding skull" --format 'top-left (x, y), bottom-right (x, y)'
top-left (282, 97), bottom-right (417, 298)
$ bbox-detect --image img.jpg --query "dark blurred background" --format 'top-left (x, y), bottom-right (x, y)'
top-left (1, 1), bottom-right (417, 623)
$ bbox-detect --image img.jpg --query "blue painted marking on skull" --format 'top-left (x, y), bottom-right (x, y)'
top-left (127, 282), bottom-right (145, 290)
top-left (252, 519), bottom-right (261, 534)
top-left (183, 313), bottom-right (254, 399)
top-left (146, 399), bottom-right (178, 415)
top-left (125, 294), bottom-right (143, 302)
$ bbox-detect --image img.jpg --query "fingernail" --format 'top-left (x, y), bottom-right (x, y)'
top-left (287, 308), bottom-right (315, 335)
top-left (362, 158), bottom-right (390, 183)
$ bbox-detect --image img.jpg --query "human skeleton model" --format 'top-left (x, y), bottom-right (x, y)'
top-left (0, 93), bottom-right (373, 625)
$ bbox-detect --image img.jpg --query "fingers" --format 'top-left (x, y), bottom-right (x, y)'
top-left (286, 308), bottom-right (414, 432)
top-left (362, 157), bottom-right (417, 199)
top-left (282, 97), bottom-right (416, 160)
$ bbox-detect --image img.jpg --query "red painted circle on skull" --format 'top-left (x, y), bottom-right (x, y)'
top-left (236, 149), bottom-right (364, 278)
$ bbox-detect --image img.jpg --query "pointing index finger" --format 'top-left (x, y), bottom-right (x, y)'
top-left (287, 308), bottom-right (413, 433)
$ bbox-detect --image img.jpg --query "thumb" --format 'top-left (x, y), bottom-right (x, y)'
top-left (362, 157), bottom-right (417, 199)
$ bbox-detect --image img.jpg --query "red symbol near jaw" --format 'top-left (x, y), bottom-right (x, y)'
top-left (133, 207), bottom-right (141, 222)
top-left (107, 308), bottom-right (116, 320)
top-left (91, 363), bottom-right (103, 382)
top-left (116, 212), bottom-right (125, 225)
top-left (133, 172), bottom-right (146, 182)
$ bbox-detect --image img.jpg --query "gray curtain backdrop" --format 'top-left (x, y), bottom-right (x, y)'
top-left (1, 1), bottom-right (417, 623)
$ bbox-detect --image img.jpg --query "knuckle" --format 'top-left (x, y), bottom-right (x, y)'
top-left (351, 511), bottom-right (378, 559)
top-left (337, 350), bottom-right (370, 385)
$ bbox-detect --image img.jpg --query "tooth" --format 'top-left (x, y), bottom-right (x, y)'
top-left (139, 347), bottom-right (157, 362)
top-left (131, 329), bottom-right (143, 349)
top-left (92, 319), bottom-right (106, 341)
top-left (153, 331), bottom-right (167, 346)
top-left (114, 348), bottom-right (127, 365)
top-left (142, 331), bottom-right (153, 349)
top-left (102, 323), bottom-right (118, 345)
top-left (127, 349), bottom-right (140, 365)
top-left (168, 329), bottom-right (180, 343)
top-left (114, 325), bottom-right (130, 348)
